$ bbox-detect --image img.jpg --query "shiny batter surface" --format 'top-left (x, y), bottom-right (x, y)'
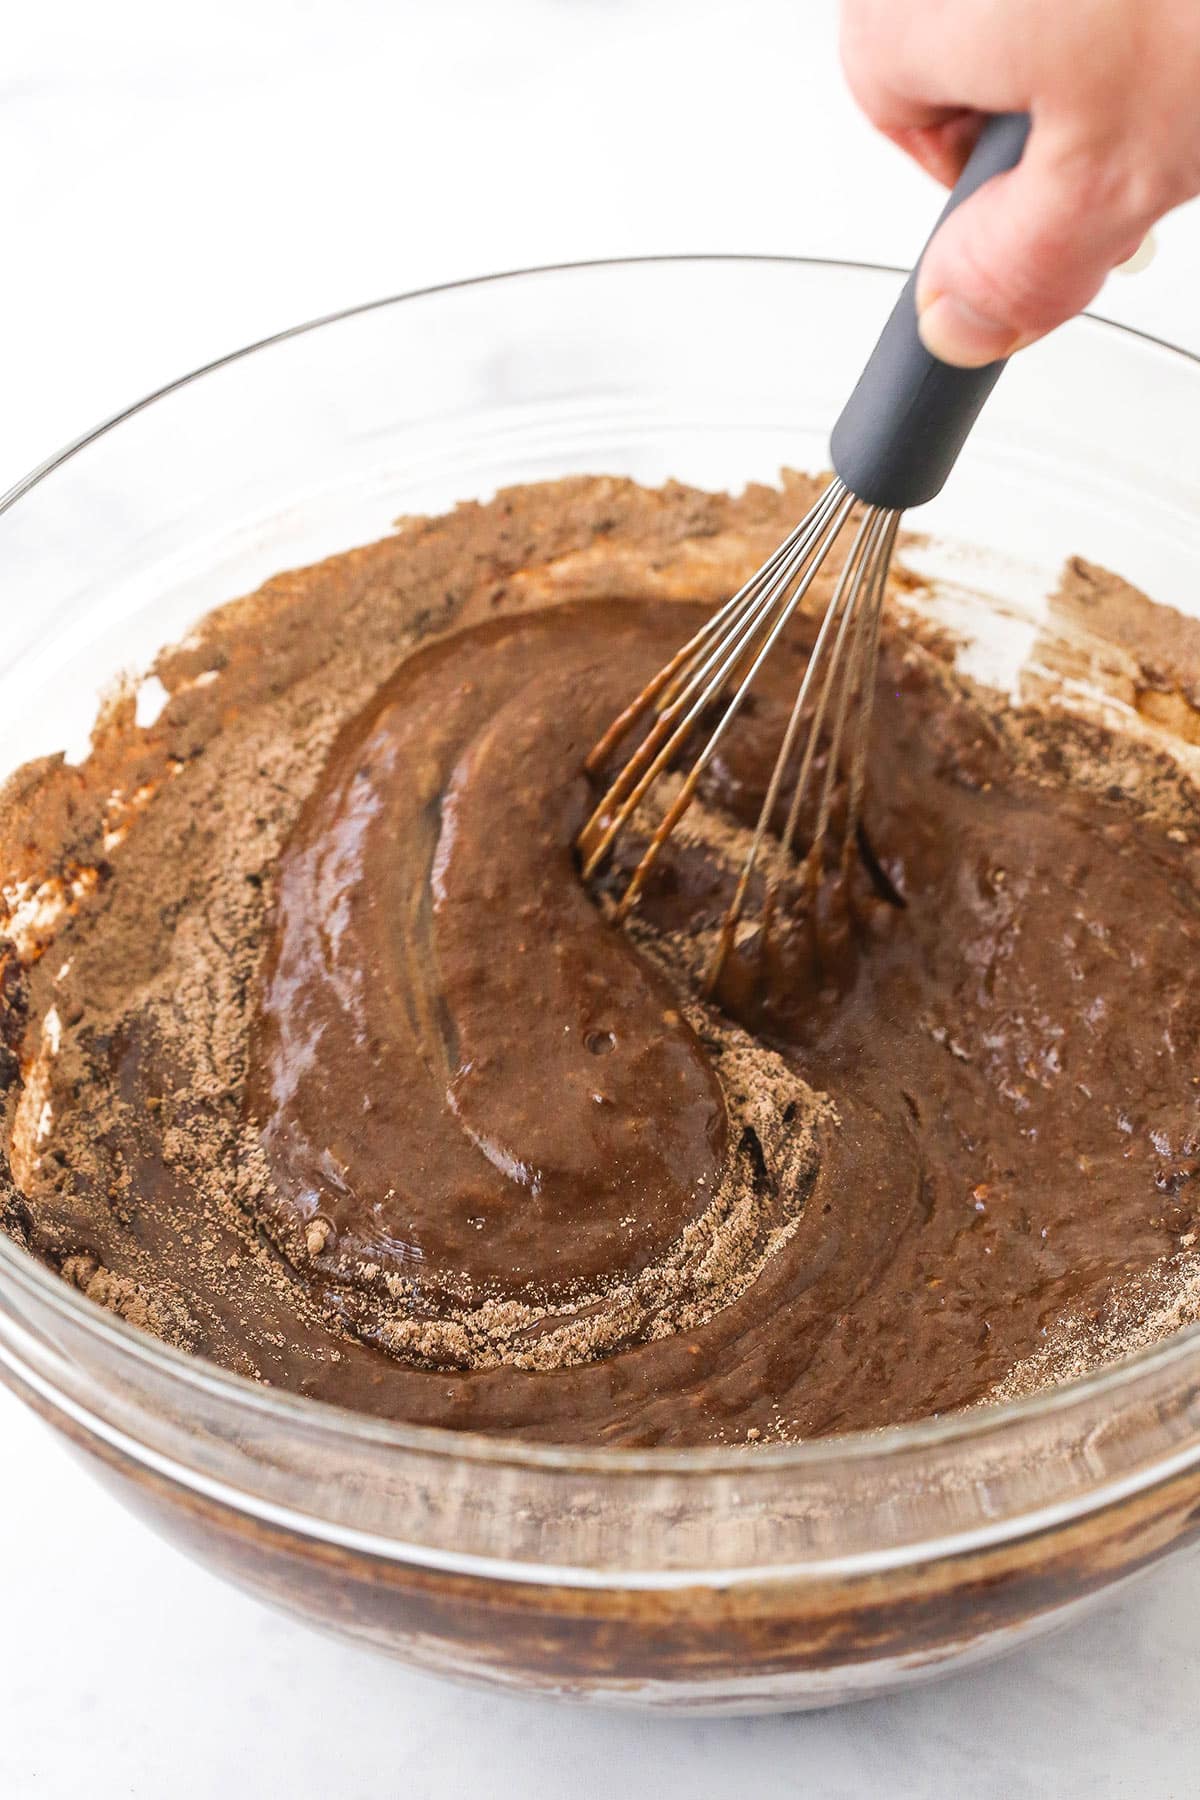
top-left (5, 474), bottom-right (1200, 1445)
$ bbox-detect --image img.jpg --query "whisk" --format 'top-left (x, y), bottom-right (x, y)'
top-left (578, 112), bottom-right (1031, 992)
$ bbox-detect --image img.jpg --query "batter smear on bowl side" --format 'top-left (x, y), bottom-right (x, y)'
top-left (4, 473), bottom-right (1200, 1446)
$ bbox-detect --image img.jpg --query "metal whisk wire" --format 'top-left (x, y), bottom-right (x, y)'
top-left (577, 481), bottom-right (852, 894)
top-left (577, 477), bottom-right (899, 989)
top-left (718, 504), bottom-right (901, 979)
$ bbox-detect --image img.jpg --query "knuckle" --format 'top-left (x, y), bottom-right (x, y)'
top-left (1049, 137), bottom-right (1173, 238)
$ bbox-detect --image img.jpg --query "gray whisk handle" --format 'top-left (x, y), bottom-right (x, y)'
top-left (830, 111), bottom-right (1032, 512)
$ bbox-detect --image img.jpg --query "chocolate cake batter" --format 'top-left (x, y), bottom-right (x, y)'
top-left (4, 473), bottom-right (1200, 1446)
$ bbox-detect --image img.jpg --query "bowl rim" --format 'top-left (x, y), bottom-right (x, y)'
top-left (3, 249), bottom-right (1200, 1478)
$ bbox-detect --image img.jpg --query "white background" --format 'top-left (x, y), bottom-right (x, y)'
top-left (3, 2), bottom-right (1200, 1794)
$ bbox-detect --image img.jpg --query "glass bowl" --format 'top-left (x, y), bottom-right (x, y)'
top-left (2, 257), bottom-right (1200, 1713)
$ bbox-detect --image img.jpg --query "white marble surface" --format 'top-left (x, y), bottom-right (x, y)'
top-left (4, 2), bottom-right (1200, 1793)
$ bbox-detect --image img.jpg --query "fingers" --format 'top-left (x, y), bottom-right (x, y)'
top-left (838, 0), bottom-right (1007, 184)
top-left (883, 114), bottom-right (986, 188)
top-left (838, 0), bottom-right (956, 136)
top-left (915, 134), bottom-right (1156, 366)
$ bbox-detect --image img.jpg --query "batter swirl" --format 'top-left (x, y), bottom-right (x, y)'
top-left (5, 473), bottom-right (1200, 1444)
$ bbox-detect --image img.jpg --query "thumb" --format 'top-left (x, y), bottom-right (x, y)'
top-left (915, 138), bottom-right (1147, 367)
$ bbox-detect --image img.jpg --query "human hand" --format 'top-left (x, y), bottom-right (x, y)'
top-left (840, 0), bottom-right (1200, 365)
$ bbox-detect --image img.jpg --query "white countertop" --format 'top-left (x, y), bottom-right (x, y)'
top-left (4, 2), bottom-right (1200, 1793)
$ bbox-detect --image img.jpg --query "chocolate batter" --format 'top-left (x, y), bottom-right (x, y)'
top-left (4, 473), bottom-right (1200, 1445)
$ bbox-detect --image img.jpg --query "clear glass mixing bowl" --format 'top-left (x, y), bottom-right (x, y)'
top-left (2, 258), bottom-right (1200, 1712)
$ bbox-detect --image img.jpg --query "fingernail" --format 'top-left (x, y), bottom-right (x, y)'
top-left (916, 293), bottom-right (1023, 368)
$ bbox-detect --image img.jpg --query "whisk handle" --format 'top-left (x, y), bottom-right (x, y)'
top-left (830, 111), bottom-right (1032, 512)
